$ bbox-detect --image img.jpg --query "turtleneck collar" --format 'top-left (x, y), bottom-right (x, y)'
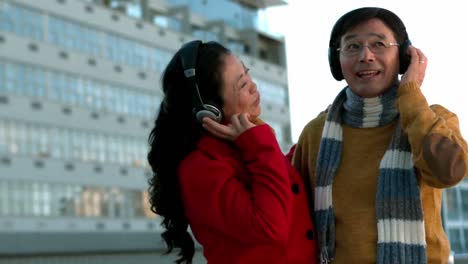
top-left (342, 84), bottom-right (399, 128)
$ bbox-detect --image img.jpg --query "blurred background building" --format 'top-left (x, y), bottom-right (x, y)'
top-left (1, 0), bottom-right (467, 264)
top-left (0, 0), bottom-right (290, 263)
top-left (444, 181), bottom-right (468, 258)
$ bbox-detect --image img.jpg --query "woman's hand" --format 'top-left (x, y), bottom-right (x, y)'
top-left (202, 113), bottom-right (256, 141)
top-left (400, 45), bottom-right (427, 87)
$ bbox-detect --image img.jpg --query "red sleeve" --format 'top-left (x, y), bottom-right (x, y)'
top-left (179, 124), bottom-right (293, 244)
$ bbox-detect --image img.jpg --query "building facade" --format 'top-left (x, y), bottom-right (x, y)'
top-left (0, 0), bottom-right (289, 263)
top-left (444, 179), bottom-right (468, 256)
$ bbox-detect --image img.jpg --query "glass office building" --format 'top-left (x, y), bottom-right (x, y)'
top-left (444, 179), bottom-right (468, 255)
top-left (0, 0), bottom-right (289, 263)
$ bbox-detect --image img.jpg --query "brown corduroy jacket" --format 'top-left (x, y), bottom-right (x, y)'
top-left (293, 82), bottom-right (468, 263)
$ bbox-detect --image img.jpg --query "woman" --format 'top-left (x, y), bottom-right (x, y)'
top-left (147, 40), bottom-right (317, 264)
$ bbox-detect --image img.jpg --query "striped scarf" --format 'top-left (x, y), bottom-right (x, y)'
top-left (315, 85), bottom-right (426, 264)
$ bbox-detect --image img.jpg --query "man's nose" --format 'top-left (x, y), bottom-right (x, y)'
top-left (358, 45), bottom-right (376, 61)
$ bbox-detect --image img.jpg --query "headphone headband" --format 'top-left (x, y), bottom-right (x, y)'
top-left (179, 40), bottom-right (223, 123)
top-left (180, 40), bottom-right (201, 79)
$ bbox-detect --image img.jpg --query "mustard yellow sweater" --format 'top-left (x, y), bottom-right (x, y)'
top-left (293, 82), bottom-right (468, 263)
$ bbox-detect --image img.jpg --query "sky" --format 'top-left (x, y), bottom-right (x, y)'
top-left (265, 1), bottom-right (468, 142)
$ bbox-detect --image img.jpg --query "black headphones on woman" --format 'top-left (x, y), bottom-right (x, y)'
top-left (179, 40), bottom-right (223, 123)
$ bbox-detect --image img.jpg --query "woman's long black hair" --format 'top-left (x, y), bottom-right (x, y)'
top-left (147, 41), bottom-right (230, 263)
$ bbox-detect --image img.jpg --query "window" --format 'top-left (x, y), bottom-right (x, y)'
top-left (0, 119), bottom-right (7, 154)
top-left (445, 188), bottom-right (460, 220)
top-left (0, 3), bottom-right (43, 40)
top-left (49, 16), bottom-right (100, 56)
top-left (254, 77), bottom-right (287, 105)
top-left (460, 189), bottom-right (468, 221)
top-left (448, 228), bottom-right (463, 252)
top-left (0, 180), bottom-right (153, 220)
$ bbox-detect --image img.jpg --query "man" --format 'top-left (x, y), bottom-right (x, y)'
top-left (293, 7), bottom-right (468, 264)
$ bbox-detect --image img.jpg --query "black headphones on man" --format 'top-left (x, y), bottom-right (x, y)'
top-left (328, 10), bottom-right (411, 81)
top-left (179, 40), bottom-right (223, 123)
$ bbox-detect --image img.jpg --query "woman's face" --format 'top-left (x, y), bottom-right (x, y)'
top-left (339, 18), bottom-right (400, 97)
top-left (221, 54), bottom-right (261, 123)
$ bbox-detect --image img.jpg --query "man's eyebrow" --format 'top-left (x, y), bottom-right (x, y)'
top-left (342, 32), bottom-right (387, 41)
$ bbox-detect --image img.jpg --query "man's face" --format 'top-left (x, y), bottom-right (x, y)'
top-left (339, 18), bottom-right (400, 98)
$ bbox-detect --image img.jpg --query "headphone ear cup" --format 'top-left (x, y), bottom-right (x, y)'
top-left (195, 104), bottom-right (222, 123)
top-left (328, 46), bottom-right (344, 81)
top-left (399, 39), bottom-right (411, 74)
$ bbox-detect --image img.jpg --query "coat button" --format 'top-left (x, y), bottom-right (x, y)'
top-left (306, 230), bottom-right (314, 240)
top-left (291, 183), bottom-right (300, 194)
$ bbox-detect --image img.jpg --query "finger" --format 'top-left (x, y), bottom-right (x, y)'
top-left (202, 117), bottom-right (234, 140)
top-left (415, 48), bottom-right (427, 65)
top-left (202, 116), bottom-right (222, 129)
top-left (406, 46), bottom-right (427, 69)
top-left (408, 46), bottom-right (420, 65)
top-left (230, 114), bottom-right (241, 132)
top-left (202, 122), bottom-right (226, 139)
top-left (238, 113), bottom-right (249, 127)
top-left (205, 125), bottom-right (234, 140)
top-left (239, 113), bottom-right (254, 129)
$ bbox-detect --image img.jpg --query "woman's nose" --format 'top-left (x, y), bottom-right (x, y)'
top-left (250, 82), bottom-right (257, 93)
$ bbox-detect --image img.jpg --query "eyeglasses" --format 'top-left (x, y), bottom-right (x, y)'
top-left (337, 41), bottom-right (399, 57)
